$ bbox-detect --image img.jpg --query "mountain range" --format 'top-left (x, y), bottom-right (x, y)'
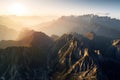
top-left (0, 15), bottom-right (120, 80)
top-left (35, 14), bottom-right (120, 39)
top-left (0, 29), bottom-right (120, 80)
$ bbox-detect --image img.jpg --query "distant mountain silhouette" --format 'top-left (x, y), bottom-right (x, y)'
top-left (36, 14), bottom-right (120, 39)
top-left (0, 16), bottom-right (24, 30)
top-left (0, 25), bottom-right (18, 41)
top-left (0, 29), bottom-right (53, 49)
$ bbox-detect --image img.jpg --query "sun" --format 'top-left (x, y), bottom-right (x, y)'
top-left (8, 3), bottom-right (27, 16)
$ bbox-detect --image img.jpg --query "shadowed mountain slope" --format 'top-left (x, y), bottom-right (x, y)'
top-left (0, 30), bottom-right (53, 49)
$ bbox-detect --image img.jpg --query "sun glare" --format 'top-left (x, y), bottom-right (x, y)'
top-left (8, 3), bottom-right (27, 16)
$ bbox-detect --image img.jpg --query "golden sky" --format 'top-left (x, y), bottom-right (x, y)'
top-left (0, 0), bottom-right (119, 18)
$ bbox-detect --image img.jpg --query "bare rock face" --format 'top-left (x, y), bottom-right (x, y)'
top-left (49, 33), bottom-right (120, 80)
top-left (49, 33), bottom-right (106, 80)
top-left (114, 40), bottom-right (120, 58)
top-left (0, 47), bottom-right (50, 80)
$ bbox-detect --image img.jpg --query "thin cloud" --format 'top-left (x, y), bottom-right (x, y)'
top-left (96, 12), bottom-right (110, 16)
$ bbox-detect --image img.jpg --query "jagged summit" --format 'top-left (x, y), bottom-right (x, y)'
top-left (36, 14), bottom-right (120, 39)
top-left (49, 32), bottom-right (120, 80)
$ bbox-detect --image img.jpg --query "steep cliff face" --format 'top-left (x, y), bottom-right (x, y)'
top-left (49, 33), bottom-right (120, 80)
top-left (0, 47), bottom-right (51, 80)
top-left (111, 39), bottom-right (120, 60)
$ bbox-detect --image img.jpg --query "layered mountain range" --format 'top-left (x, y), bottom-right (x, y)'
top-left (0, 29), bottom-right (120, 80)
top-left (35, 15), bottom-right (120, 39)
top-left (0, 15), bottom-right (120, 80)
